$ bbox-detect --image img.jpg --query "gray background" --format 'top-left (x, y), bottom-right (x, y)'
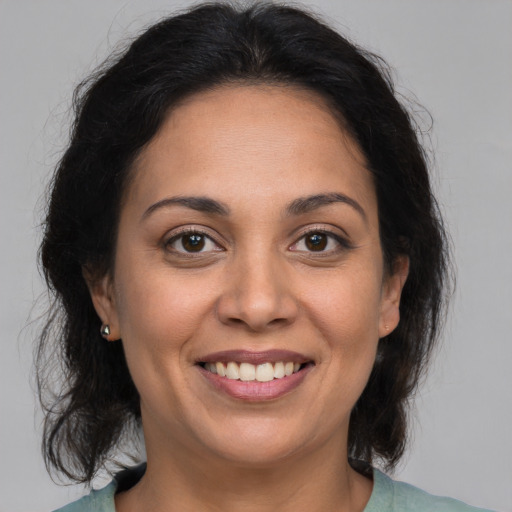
top-left (1, 1), bottom-right (511, 510)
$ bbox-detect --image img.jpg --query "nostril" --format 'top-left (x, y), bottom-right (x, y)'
top-left (225, 317), bottom-right (246, 326)
top-left (268, 317), bottom-right (291, 327)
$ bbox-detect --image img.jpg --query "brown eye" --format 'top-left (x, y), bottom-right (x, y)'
top-left (166, 231), bottom-right (221, 254)
top-left (181, 233), bottom-right (206, 252)
top-left (305, 233), bottom-right (328, 251)
top-left (289, 230), bottom-right (348, 254)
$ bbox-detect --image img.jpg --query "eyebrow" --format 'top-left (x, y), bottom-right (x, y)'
top-left (286, 193), bottom-right (367, 222)
top-left (141, 192), bottom-right (366, 222)
top-left (141, 196), bottom-right (230, 220)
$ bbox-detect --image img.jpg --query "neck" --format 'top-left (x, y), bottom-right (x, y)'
top-left (116, 429), bottom-right (373, 512)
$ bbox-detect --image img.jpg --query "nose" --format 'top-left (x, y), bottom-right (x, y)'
top-left (216, 252), bottom-right (298, 332)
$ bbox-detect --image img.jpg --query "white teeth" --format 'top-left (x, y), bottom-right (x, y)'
top-left (256, 363), bottom-right (274, 382)
top-left (239, 362), bottom-right (256, 381)
top-left (216, 361), bottom-right (226, 377)
top-left (226, 362), bottom-right (240, 380)
top-left (205, 361), bottom-right (304, 381)
top-left (274, 361), bottom-right (285, 379)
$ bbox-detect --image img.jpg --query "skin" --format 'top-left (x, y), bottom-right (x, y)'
top-left (89, 84), bottom-right (408, 512)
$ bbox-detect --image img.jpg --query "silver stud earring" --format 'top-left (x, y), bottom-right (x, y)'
top-left (100, 324), bottom-right (111, 338)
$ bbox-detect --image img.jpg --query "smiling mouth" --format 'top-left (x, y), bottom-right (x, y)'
top-left (200, 361), bottom-right (309, 382)
top-left (196, 350), bottom-right (315, 399)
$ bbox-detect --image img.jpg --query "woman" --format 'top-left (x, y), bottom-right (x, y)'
top-left (37, 2), bottom-right (493, 511)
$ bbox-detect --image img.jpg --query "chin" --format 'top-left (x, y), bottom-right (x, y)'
top-left (195, 417), bottom-right (314, 467)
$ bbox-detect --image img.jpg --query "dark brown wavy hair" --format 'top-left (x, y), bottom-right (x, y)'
top-left (37, 1), bottom-right (451, 483)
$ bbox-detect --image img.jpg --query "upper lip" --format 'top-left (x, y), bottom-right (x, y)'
top-left (197, 349), bottom-right (312, 366)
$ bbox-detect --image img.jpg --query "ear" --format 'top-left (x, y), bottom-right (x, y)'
top-left (82, 267), bottom-right (120, 341)
top-left (378, 255), bottom-right (409, 338)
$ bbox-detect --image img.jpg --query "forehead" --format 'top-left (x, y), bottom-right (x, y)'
top-left (126, 84), bottom-right (376, 219)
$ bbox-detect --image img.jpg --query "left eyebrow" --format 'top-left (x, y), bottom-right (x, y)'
top-left (141, 195), bottom-right (230, 221)
top-left (285, 193), bottom-right (367, 223)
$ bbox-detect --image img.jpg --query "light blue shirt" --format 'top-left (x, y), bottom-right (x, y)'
top-left (54, 466), bottom-right (495, 512)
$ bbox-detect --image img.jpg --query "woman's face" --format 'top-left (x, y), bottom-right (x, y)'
top-left (91, 85), bottom-right (406, 466)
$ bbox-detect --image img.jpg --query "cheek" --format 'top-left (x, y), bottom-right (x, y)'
top-left (112, 269), bottom-right (220, 423)
top-left (113, 261), bottom-right (217, 377)
top-left (302, 266), bottom-right (382, 397)
top-left (305, 264), bottom-right (383, 340)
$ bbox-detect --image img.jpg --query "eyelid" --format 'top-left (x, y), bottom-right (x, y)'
top-left (162, 224), bottom-right (351, 255)
top-left (289, 224), bottom-right (352, 252)
top-left (293, 223), bottom-right (350, 241)
top-left (163, 226), bottom-right (225, 253)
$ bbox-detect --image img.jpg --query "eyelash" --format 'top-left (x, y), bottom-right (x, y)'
top-left (163, 227), bottom-right (351, 256)
top-left (289, 228), bottom-right (351, 254)
top-left (164, 228), bottom-right (223, 256)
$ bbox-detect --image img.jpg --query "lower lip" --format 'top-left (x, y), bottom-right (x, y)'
top-left (198, 364), bottom-right (313, 401)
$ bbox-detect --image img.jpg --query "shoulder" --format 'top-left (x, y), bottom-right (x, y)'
top-left (52, 481), bottom-right (117, 512)
top-left (51, 464), bottom-right (146, 512)
top-left (366, 469), bottom-right (496, 512)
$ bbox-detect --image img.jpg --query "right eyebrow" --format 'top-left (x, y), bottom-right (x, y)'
top-left (285, 193), bottom-right (367, 224)
top-left (141, 196), bottom-right (230, 221)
